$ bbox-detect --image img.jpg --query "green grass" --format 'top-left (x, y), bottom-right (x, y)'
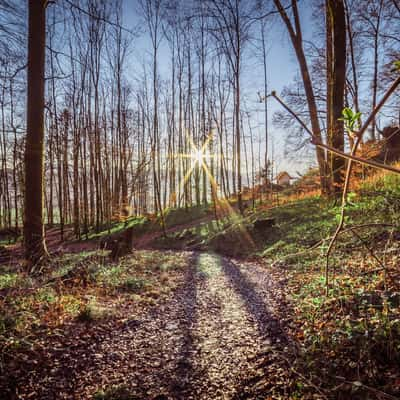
top-left (86, 216), bottom-right (150, 240)
top-left (259, 197), bottom-right (335, 259)
top-left (83, 204), bottom-right (211, 243)
top-left (259, 180), bottom-right (400, 263)
top-left (0, 250), bottom-right (190, 347)
top-left (0, 264), bottom-right (32, 289)
top-left (0, 272), bottom-right (21, 289)
top-left (259, 172), bottom-right (400, 397)
top-left (163, 204), bottom-right (210, 227)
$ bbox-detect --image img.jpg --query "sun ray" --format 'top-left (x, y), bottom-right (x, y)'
top-left (201, 162), bottom-right (255, 248)
top-left (166, 131), bottom-right (254, 251)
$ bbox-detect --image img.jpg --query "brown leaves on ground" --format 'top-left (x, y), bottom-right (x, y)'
top-left (1, 251), bottom-right (304, 400)
top-left (1, 247), bottom-right (399, 399)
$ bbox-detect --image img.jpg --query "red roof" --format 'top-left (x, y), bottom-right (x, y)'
top-left (276, 171), bottom-right (292, 180)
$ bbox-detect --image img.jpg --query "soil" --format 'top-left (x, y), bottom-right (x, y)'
top-left (1, 252), bottom-right (299, 400)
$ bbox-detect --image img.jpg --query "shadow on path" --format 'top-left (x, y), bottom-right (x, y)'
top-left (221, 257), bottom-right (289, 344)
top-left (220, 256), bottom-right (297, 399)
top-left (169, 252), bottom-right (202, 398)
top-left (2, 252), bottom-right (299, 400)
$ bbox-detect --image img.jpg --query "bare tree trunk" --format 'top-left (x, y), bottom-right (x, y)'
top-left (235, 58), bottom-right (243, 213)
top-left (370, 0), bottom-right (384, 141)
top-left (24, 0), bottom-right (48, 264)
top-left (62, 109), bottom-right (70, 238)
top-left (261, 20), bottom-right (269, 200)
top-left (327, 0), bottom-right (346, 194)
top-left (274, 0), bottom-right (330, 195)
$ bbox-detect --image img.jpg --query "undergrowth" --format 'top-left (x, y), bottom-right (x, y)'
top-left (260, 172), bottom-right (400, 398)
top-left (0, 250), bottom-right (189, 357)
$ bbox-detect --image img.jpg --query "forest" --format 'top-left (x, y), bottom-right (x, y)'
top-left (0, 0), bottom-right (400, 399)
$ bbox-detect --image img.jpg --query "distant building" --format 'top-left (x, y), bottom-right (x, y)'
top-left (276, 171), bottom-right (292, 186)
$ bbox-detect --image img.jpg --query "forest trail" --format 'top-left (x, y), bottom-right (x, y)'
top-left (0, 215), bottom-right (215, 263)
top-left (11, 252), bottom-right (297, 400)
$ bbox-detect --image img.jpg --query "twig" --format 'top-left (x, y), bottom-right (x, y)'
top-left (277, 239), bottom-right (325, 261)
top-left (275, 351), bottom-right (329, 400)
top-left (312, 140), bottom-right (400, 175)
top-left (348, 228), bottom-right (386, 270)
top-left (276, 223), bottom-right (395, 264)
top-left (271, 92), bottom-right (400, 175)
top-left (62, 0), bottom-right (135, 34)
top-left (341, 223), bottom-right (396, 231)
top-left (334, 376), bottom-right (399, 400)
top-left (325, 75), bottom-right (400, 294)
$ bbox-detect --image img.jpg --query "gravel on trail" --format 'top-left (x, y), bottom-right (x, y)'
top-left (6, 252), bottom-right (296, 400)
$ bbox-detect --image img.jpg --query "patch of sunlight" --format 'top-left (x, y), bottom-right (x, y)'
top-left (197, 252), bottom-right (221, 278)
top-left (0, 272), bottom-right (20, 289)
top-left (77, 296), bottom-right (111, 322)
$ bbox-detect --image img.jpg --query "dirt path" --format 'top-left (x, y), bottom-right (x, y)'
top-left (8, 252), bottom-right (297, 400)
top-left (0, 215), bottom-right (214, 262)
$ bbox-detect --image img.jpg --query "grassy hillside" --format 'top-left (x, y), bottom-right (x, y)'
top-left (258, 173), bottom-right (400, 397)
top-left (149, 171), bottom-right (400, 397)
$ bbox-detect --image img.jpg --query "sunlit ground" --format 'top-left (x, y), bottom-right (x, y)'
top-left (172, 132), bottom-right (255, 249)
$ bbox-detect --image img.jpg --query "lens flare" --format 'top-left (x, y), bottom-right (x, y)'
top-left (167, 130), bottom-right (255, 249)
top-left (194, 149), bottom-right (205, 164)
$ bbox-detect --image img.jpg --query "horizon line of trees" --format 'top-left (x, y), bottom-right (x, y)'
top-left (0, 0), bottom-right (398, 263)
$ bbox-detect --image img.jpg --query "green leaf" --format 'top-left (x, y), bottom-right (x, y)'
top-left (339, 107), bottom-right (362, 132)
top-left (392, 60), bottom-right (400, 72)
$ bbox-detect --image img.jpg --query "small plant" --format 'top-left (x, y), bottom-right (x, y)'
top-left (339, 107), bottom-right (362, 133)
top-left (93, 385), bottom-right (137, 400)
top-left (35, 287), bottom-right (57, 304)
top-left (121, 277), bottom-right (148, 293)
top-left (0, 272), bottom-right (25, 289)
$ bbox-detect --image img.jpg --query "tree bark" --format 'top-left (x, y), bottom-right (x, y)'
top-left (24, 0), bottom-right (48, 264)
top-left (327, 0), bottom-right (346, 194)
top-left (274, 0), bottom-right (330, 195)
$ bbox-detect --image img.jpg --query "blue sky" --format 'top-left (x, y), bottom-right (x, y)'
top-left (120, 1), bottom-right (317, 177)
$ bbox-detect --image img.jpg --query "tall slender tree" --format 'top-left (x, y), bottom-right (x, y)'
top-left (326, 0), bottom-right (346, 193)
top-left (24, 0), bottom-right (48, 264)
top-left (273, 0), bottom-right (330, 195)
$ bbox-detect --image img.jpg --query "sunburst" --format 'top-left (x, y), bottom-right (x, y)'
top-left (171, 131), bottom-right (215, 192)
top-left (168, 131), bottom-right (255, 249)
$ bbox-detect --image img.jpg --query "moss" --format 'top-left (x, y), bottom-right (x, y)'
top-left (0, 272), bottom-right (20, 289)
